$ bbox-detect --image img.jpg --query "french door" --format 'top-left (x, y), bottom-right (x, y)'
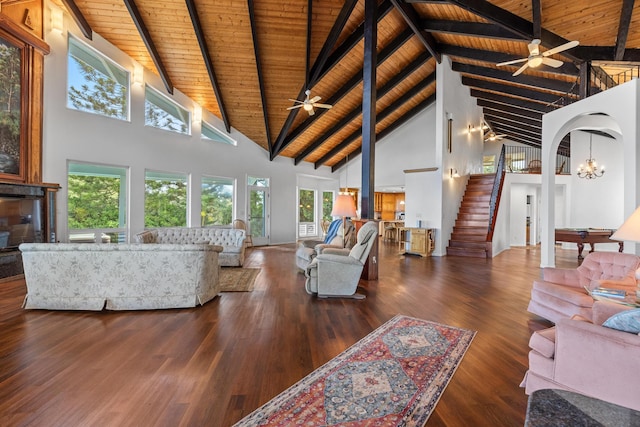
top-left (247, 177), bottom-right (270, 246)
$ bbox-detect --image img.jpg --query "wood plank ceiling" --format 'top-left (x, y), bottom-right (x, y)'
top-left (57, 0), bottom-right (640, 170)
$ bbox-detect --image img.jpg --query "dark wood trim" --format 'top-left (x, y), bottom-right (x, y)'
top-left (391, 0), bottom-right (440, 62)
top-left (361, 0), bottom-right (377, 220)
top-left (0, 13), bottom-right (49, 54)
top-left (60, 0), bottom-right (92, 40)
top-left (579, 61), bottom-right (591, 99)
top-left (463, 76), bottom-right (572, 105)
top-left (471, 89), bottom-right (557, 113)
top-left (483, 110), bottom-right (541, 128)
top-left (477, 99), bottom-right (543, 120)
top-left (531, 0), bottom-right (541, 40)
top-left (421, 19), bottom-right (523, 40)
top-left (615, 0), bottom-right (635, 60)
top-left (123, 0), bottom-right (173, 94)
top-left (185, 0), bottom-right (230, 132)
top-left (247, 0), bottom-right (272, 152)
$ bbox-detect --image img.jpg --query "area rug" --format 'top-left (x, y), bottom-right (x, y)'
top-left (233, 314), bottom-right (476, 426)
top-left (219, 267), bottom-right (260, 292)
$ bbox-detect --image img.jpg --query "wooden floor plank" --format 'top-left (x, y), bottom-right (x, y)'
top-left (0, 241), bottom-right (571, 426)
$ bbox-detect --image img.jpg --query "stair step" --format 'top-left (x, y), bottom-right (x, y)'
top-left (448, 240), bottom-right (487, 249)
top-left (451, 234), bottom-right (486, 242)
top-left (446, 246), bottom-right (488, 258)
top-left (455, 220), bottom-right (489, 227)
top-left (457, 213), bottom-right (489, 221)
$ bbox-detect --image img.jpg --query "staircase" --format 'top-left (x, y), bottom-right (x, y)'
top-left (446, 174), bottom-right (495, 258)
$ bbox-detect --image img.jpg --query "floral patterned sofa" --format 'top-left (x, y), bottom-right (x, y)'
top-left (135, 227), bottom-right (246, 267)
top-left (19, 243), bottom-right (223, 310)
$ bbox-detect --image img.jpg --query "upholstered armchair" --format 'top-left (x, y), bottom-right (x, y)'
top-left (521, 300), bottom-right (640, 411)
top-left (527, 251), bottom-right (640, 323)
top-left (295, 219), bottom-right (355, 271)
top-left (304, 221), bottom-right (378, 299)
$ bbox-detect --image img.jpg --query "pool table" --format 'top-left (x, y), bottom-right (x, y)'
top-left (555, 228), bottom-right (623, 260)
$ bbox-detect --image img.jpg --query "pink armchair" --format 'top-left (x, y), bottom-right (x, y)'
top-left (527, 252), bottom-right (640, 323)
top-left (521, 301), bottom-right (640, 411)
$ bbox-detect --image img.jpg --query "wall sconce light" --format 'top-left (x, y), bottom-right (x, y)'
top-left (132, 65), bottom-right (144, 86)
top-left (449, 168), bottom-right (460, 179)
top-left (50, 7), bottom-right (64, 34)
top-left (193, 105), bottom-right (202, 123)
top-left (446, 112), bottom-right (453, 153)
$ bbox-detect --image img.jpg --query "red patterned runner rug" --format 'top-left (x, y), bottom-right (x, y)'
top-left (233, 314), bottom-right (476, 426)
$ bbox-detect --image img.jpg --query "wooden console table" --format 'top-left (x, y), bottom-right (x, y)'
top-left (398, 227), bottom-right (434, 257)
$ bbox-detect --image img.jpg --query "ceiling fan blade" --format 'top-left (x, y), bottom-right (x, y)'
top-left (497, 58), bottom-right (528, 66)
top-left (543, 40), bottom-right (579, 57)
top-left (312, 103), bottom-right (332, 109)
top-left (513, 62), bottom-right (529, 76)
top-left (309, 95), bottom-right (321, 103)
top-left (542, 57), bottom-right (563, 68)
top-left (528, 39), bottom-right (541, 56)
top-left (288, 99), bottom-right (304, 104)
top-left (286, 104), bottom-right (303, 110)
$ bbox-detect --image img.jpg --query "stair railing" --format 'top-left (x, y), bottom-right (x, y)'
top-left (487, 145), bottom-right (506, 242)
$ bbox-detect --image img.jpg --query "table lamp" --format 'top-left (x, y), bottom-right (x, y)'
top-left (611, 206), bottom-right (640, 296)
top-left (331, 194), bottom-right (357, 248)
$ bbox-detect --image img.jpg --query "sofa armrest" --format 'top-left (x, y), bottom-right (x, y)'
top-left (541, 267), bottom-right (582, 287)
top-left (315, 243), bottom-right (343, 254)
top-left (553, 317), bottom-right (640, 408)
top-left (321, 247), bottom-right (350, 256)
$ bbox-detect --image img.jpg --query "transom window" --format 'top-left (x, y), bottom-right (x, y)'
top-left (144, 170), bottom-right (188, 227)
top-left (67, 35), bottom-right (129, 121)
top-left (145, 85), bottom-right (190, 135)
top-left (202, 121), bottom-right (236, 145)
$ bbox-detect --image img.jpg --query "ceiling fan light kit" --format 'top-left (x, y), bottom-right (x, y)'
top-left (496, 38), bottom-right (579, 76)
top-left (287, 89), bottom-right (332, 116)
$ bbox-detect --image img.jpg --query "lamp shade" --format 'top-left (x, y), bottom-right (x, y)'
top-left (331, 194), bottom-right (357, 218)
top-left (611, 206), bottom-right (640, 242)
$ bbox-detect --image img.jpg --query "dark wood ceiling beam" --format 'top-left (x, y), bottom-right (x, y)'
top-left (271, 0), bottom-right (358, 159)
top-left (123, 0), bottom-right (173, 94)
top-left (615, 0), bottom-right (635, 61)
top-left (390, 0), bottom-right (441, 62)
top-left (471, 89), bottom-right (556, 113)
top-left (451, 62), bottom-right (575, 94)
top-left (491, 124), bottom-right (571, 153)
top-left (330, 94), bottom-right (436, 172)
top-left (483, 110), bottom-right (540, 128)
top-left (247, 0), bottom-right (271, 151)
top-left (296, 52), bottom-right (431, 164)
top-left (186, 0), bottom-right (230, 133)
top-left (312, 0), bottom-right (394, 84)
top-left (280, 28), bottom-right (415, 151)
top-left (60, 0), bottom-right (92, 40)
top-left (313, 76), bottom-right (436, 167)
top-left (477, 99), bottom-right (543, 120)
top-left (439, 44), bottom-right (579, 76)
top-left (421, 19), bottom-right (524, 40)
top-left (487, 118), bottom-right (541, 139)
top-left (443, 0), bottom-right (581, 62)
top-left (532, 0), bottom-right (541, 40)
top-left (462, 76), bottom-right (572, 105)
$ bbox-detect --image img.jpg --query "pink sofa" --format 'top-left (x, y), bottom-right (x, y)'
top-left (527, 252), bottom-right (640, 323)
top-left (521, 300), bottom-right (640, 411)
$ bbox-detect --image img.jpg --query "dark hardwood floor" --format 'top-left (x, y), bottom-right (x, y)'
top-left (0, 240), bottom-right (576, 426)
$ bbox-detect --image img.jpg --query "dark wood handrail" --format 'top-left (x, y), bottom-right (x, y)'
top-left (487, 145), bottom-right (506, 242)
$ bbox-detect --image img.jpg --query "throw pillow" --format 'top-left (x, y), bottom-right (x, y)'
top-left (602, 308), bottom-right (640, 334)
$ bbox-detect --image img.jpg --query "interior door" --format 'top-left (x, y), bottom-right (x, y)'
top-left (247, 185), bottom-right (269, 246)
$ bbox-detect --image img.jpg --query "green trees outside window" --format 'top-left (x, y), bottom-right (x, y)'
top-left (322, 191), bottom-right (334, 221)
top-left (201, 176), bottom-right (234, 226)
top-left (299, 189), bottom-right (315, 223)
top-left (145, 171), bottom-right (187, 227)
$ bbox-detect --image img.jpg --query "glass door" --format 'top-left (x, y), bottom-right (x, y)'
top-left (247, 176), bottom-right (270, 246)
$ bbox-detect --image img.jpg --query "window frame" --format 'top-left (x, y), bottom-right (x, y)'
top-left (144, 84), bottom-right (191, 135)
top-left (144, 170), bottom-right (189, 228)
top-left (201, 120), bottom-right (236, 145)
top-left (201, 175), bottom-right (235, 227)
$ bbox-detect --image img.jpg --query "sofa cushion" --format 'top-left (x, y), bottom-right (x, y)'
top-left (532, 280), bottom-right (595, 308)
top-left (603, 309), bottom-right (640, 334)
top-left (529, 327), bottom-right (556, 358)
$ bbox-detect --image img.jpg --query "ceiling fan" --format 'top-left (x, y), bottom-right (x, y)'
top-left (287, 89), bottom-right (332, 116)
top-left (484, 132), bottom-right (507, 142)
top-left (496, 39), bottom-right (579, 76)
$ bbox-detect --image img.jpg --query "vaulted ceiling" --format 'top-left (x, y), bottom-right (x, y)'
top-left (57, 0), bottom-right (640, 170)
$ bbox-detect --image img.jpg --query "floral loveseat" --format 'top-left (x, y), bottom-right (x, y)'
top-left (135, 227), bottom-right (246, 267)
top-left (20, 243), bottom-right (223, 310)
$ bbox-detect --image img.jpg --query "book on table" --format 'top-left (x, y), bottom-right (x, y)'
top-left (585, 286), bottom-right (627, 299)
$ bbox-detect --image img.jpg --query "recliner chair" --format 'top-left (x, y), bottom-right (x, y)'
top-left (295, 219), bottom-right (355, 271)
top-left (304, 221), bottom-right (378, 299)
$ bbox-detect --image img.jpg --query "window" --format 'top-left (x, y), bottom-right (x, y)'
top-left (67, 162), bottom-right (127, 243)
top-left (145, 171), bottom-right (188, 227)
top-left (483, 155), bottom-right (495, 174)
top-left (201, 176), bottom-right (234, 226)
top-left (202, 121), bottom-right (236, 145)
top-left (322, 191), bottom-right (334, 221)
top-left (67, 35), bottom-right (129, 120)
top-left (145, 85), bottom-right (190, 135)
top-left (298, 189), bottom-right (316, 237)
top-left (248, 176), bottom-right (269, 187)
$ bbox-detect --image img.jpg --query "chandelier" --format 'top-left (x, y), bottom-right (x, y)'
top-left (576, 133), bottom-right (604, 179)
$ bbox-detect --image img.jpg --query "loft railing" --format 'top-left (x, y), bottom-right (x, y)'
top-left (502, 145), bottom-right (569, 175)
top-left (488, 145), bottom-right (506, 242)
top-left (590, 64), bottom-right (640, 94)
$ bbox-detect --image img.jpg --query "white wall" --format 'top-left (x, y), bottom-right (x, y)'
top-left (43, 13), bottom-right (335, 245)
